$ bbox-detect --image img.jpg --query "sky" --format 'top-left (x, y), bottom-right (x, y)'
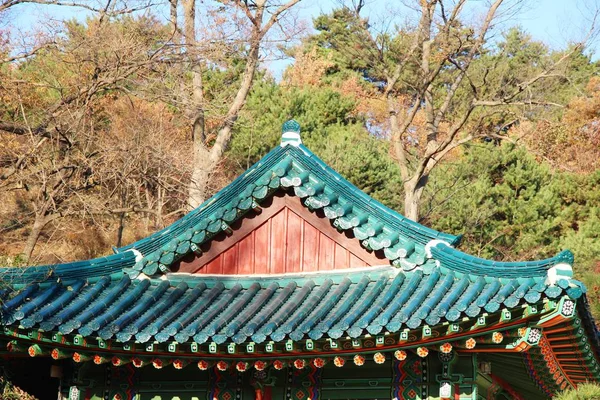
top-left (6, 0), bottom-right (600, 78)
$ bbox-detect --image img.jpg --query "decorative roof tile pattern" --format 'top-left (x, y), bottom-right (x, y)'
top-left (0, 266), bottom-right (585, 346)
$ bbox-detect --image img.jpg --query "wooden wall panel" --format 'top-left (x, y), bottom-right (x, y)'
top-left (222, 244), bottom-right (238, 275)
top-left (334, 244), bottom-right (349, 270)
top-left (318, 235), bottom-right (335, 270)
top-left (237, 235), bottom-right (254, 274)
top-left (204, 256), bottom-right (222, 274)
top-left (302, 223), bottom-right (319, 272)
top-left (253, 218), bottom-right (270, 274)
top-left (270, 209), bottom-right (287, 274)
top-left (181, 195), bottom-right (387, 275)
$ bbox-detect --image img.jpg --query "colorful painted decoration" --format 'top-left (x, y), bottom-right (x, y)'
top-left (173, 359), bottom-right (186, 370)
top-left (373, 352), bottom-right (386, 364)
top-left (465, 338), bottom-right (476, 349)
top-left (198, 360), bottom-right (209, 370)
top-left (93, 355), bottom-right (106, 365)
top-left (440, 342), bottom-right (453, 354)
top-left (132, 357), bottom-right (145, 368)
top-left (313, 358), bottom-right (325, 368)
top-left (216, 361), bottom-right (229, 371)
top-left (416, 347), bottom-right (429, 358)
top-left (293, 359), bottom-right (306, 369)
top-left (492, 332), bottom-right (504, 344)
top-left (333, 356), bottom-right (345, 367)
top-left (273, 360), bottom-right (285, 370)
top-left (236, 361), bottom-right (248, 372)
top-left (72, 352), bottom-right (85, 363)
top-left (27, 345), bottom-right (41, 357)
top-left (353, 354), bottom-right (365, 366)
top-left (254, 360), bottom-right (267, 371)
top-left (394, 350), bottom-right (407, 361)
top-left (152, 358), bottom-right (164, 369)
top-left (112, 356), bottom-right (124, 367)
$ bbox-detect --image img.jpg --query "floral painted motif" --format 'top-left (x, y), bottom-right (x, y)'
top-left (333, 356), bottom-right (345, 367)
top-left (216, 361), bottom-right (229, 371)
top-left (439, 342), bottom-right (453, 354)
top-left (373, 352), bottom-right (386, 364)
top-left (313, 358), bottom-right (325, 368)
top-left (132, 358), bottom-right (144, 368)
top-left (492, 332), bottom-right (504, 344)
top-left (236, 362), bottom-right (248, 372)
top-left (273, 360), bottom-right (285, 370)
top-left (254, 360), bottom-right (267, 371)
top-left (72, 352), bottom-right (83, 363)
top-left (173, 359), bottom-right (185, 370)
top-left (94, 355), bottom-right (104, 365)
top-left (111, 356), bottom-right (122, 366)
top-left (416, 347), bottom-right (429, 358)
top-left (394, 350), bottom-right (407, 361)
top-left (353, 355), bottom-right (365, 366)
top-left (51, 349), bottom-right (60, 360)
top-left (152, 358), bottom-right (163, 369)
top-left (198, 360), bottom-right (209, 370)
top-left (293, 359), bottom-right (306, 369)
top-left (465, 338), bottom-right (476, 349)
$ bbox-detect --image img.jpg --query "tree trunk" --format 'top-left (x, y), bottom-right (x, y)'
top-left (22, 213), bottom-right (48, 263)
top-left (188, 145), bottom-right (213, 208)
top-left (182, 0), bottom-right (208, 210)
top-left (403, 176), bottom-right (427, 222)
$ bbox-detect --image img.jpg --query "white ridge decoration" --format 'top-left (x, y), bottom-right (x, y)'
top-left (546, 263), bottom-right (573, 286)
top-left (129, 248), bottom-right (144, 263)
top-left (424, 239), bottom-right (452, 259)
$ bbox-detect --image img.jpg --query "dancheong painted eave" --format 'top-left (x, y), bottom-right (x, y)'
top-left (1, 120), bottom-right (599, 399)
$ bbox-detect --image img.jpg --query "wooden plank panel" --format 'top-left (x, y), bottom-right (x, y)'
top-left (237, 233), bottom-right (255, 274)
top-left (222, 244), bottom-right (239, 275)
top-left (254, 220), bottom-right (270, 274)
top-left (204, 255), bottom-right (223, 274)
top-left (318, 234), bottom-right (335, 271)
top-left (302, 221), bottom-right (319, 272)
top-left (270, 208), bottom-right (287, 273)
top-left (334, 243), bottom-right (349, 269)
top-left (349, 253), bottom-right (367, 268)
top-left (286, 209), bottom-right (303, 273)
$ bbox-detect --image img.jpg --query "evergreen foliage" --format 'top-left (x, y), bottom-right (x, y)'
top-left (228, 82), bottom-right (404, 209)
top-left (554, 383), bottom-right (600, 400)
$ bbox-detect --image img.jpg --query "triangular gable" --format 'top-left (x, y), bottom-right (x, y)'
top-left (174, 194), bottom-right (385, 275)
top-left (120, 141), bottom-right (573, 280)
top-left (121, 144), bottom-right (460, 278)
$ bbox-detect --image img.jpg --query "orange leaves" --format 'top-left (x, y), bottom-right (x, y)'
top-left (283, 47), bottom-right (335, 88)
top-left (524, 76), bottom-right (600, 173)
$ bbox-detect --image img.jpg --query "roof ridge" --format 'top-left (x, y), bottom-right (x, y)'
top-left (0, 121), bottom-right (575, 282)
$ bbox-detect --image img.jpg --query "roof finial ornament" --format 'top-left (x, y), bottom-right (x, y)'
top-left (280, 119), bottom-right (302, 147)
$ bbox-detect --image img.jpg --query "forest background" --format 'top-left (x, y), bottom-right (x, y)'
top-left (2, 0), bottom-right (600, 316)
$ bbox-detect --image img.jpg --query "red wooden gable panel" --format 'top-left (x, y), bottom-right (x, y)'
top-left (175, 194), bottom-right (386, 275)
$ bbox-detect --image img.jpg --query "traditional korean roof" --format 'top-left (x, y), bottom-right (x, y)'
top-left (0, 265), bottom-right (587, 344)
top-left (0, 121), bottom-right (598, 394)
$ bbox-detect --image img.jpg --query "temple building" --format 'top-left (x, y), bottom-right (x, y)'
top-left (1, 121), bottom-right (599, 400)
